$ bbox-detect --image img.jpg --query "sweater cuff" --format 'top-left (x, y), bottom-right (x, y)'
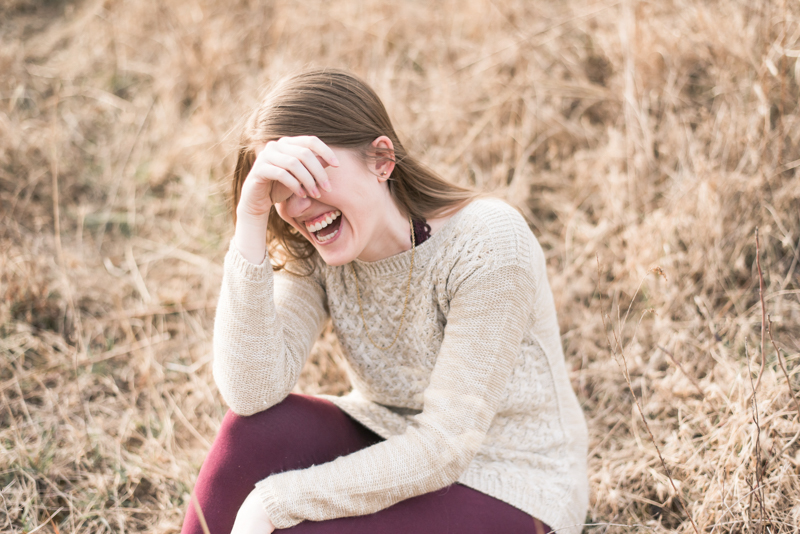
top-left (225, 241), bottom-right (272, 283)
top-left (255, 478), bottom-right (301, 529)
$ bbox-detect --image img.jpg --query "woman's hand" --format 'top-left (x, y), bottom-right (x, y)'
top-left (231, 488), bottom-right (276, 534)
top-left (235, 136), bottom-right (339, 264)
top-left (238, 136), bottom-right (339, 219)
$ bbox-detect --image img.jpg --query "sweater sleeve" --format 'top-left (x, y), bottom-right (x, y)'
top-left (212, 243), bottom-right (328, 416)
top-left (254, 262), bottom-right (536, 528)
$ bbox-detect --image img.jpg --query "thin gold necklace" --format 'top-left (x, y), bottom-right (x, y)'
top-left (349, 215), bottom-right (415, 351)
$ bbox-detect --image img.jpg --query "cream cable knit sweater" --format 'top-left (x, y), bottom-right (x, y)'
top-left (213, 198), bottom-right (588, 533)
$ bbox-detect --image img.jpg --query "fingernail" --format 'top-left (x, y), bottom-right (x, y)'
top-left (322, 181), bottom-right (332, 192)
top-left (312, 188), bottom-right (321, 198)
top-left (332, 156), bottom-right (340, 167)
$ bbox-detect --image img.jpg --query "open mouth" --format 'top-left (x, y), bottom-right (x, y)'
top-left (304, 210), bottom-right (342, 244)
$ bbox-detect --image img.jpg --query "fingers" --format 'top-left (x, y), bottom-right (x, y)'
top-left (279, 135), bottom-right (339, 169)
top-left (249, 136), bottom-right (338, 201)
top-left (249, 151), bottom-right (307, 200)
top-left (276, 136), bottom-right (338, 194)
top-left (263, 149), bottom-right (321, 198)
top-left (273, 143), bottom-right (332, 194)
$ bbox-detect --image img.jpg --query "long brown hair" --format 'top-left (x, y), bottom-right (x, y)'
top-left (232, 68), bottom-right (477, 270)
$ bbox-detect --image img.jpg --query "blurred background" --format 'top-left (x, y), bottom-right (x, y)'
top-left (1, 0), bottom-right (799, 532)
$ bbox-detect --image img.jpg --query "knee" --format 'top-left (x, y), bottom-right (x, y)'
top-left (194, 397), bottom-right (313, 499)
top-left (217, 393), bottom-right (319, 447)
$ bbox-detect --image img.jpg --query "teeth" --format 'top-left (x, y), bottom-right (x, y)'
top-left (305, 210), bottom-right (341, 233)
top-left (317, 228), bottom-right (339, 242)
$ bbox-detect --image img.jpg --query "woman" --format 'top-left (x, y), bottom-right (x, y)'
top-left (182, 69), bottom-right (588, 534)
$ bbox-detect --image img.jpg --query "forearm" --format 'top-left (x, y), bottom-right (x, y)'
top-left (255, 399), bottom-right (484, 528)
top-left (212, 244), bottom-right (327, 415)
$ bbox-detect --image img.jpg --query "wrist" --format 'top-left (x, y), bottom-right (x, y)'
top-left (236, 206), bottom-right (271, 228)
top-left (234, 213), bottom-right (270, 265)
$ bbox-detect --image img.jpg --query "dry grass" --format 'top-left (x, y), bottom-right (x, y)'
top-left (1, 0), bottom-right (799, 532)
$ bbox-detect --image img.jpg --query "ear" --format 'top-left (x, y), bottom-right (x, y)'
top-left (371, 135), bottom-right (395, 182)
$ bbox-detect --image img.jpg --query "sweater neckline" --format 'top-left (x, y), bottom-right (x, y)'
top-left (348, 201), bottom-right (473, 277)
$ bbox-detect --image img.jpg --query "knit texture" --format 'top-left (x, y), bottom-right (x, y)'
top-left (213, 198), bottom-right (589, 533)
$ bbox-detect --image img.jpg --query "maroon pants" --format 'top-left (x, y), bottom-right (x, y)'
top-left (181, 394), bottom-right (551, 534)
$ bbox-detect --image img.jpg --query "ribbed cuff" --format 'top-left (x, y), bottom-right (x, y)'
top-left (254, 478), bottom-right (301, 530)
top-left (225, 241), bottom-right (272, 282)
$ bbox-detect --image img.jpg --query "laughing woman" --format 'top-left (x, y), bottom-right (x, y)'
top-left (181, 69), bottom-right (588, 534)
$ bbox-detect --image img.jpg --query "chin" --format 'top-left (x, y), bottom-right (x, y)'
top-left (315, 247), bottom-right (353, 267)
top-left (305, 218), bottom-right (358, 266)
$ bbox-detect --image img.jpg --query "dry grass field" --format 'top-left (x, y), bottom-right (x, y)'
top-left (1, 0), bottom-right (799, 532)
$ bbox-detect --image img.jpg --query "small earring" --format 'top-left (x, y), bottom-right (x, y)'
top-left (380, 171), bottom-right (387, 176)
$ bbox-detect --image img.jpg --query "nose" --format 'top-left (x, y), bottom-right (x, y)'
top-left (282, 192), bottom-right (314, 219)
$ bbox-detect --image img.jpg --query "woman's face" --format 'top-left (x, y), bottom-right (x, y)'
top-left (273, 145), bottom-right (406, 266)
